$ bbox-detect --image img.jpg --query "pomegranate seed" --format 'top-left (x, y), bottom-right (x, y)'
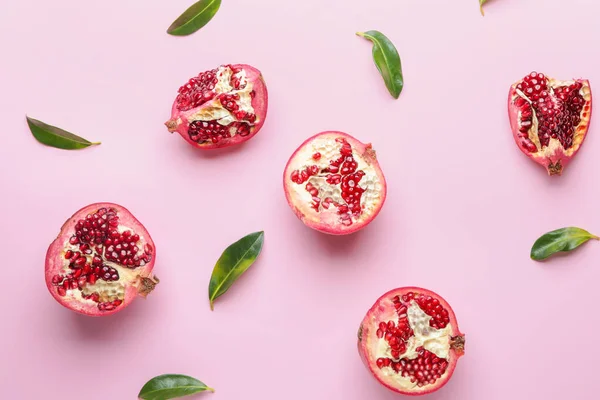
top-left (516, 72), bottom-right (586, 151)
top-left (78, 277), bottom-right (87, 288)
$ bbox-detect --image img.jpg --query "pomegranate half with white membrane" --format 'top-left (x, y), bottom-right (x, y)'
top-left (358, 287), bottom-right (465, 395)
top-left (45, 203), bottom-right (158, 316)
top-left (166, 63), bottom-right (268, 149)
top-left (283, 131), bottom-right (387, 235)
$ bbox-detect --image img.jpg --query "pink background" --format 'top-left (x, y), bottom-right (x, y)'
top-left (1, 0), bottom-right (599, 399)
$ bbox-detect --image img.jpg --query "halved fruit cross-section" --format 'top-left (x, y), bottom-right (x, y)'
top-left (283, 131), bottom-right (387, 235)
top-left (166, 63), bottom-right (268, 149)
top-left (45, 203), bottom-right (158, 316)
top-left (358, 287), bottom-right (465, 395)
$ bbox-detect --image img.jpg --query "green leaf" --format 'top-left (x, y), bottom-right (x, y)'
top-left (26, 116), bottom-right (100, 150)
top-left (167, 0), bottom-right (221, 36)
top-left (530, 227), bottom-right (599, 261)
top-left (138, 374), bottom-right (214, 400)
top-left (479, 0), bottom-right (489, 15)
top-left (208, 231), bottom-right (264, 310)
top-left (356, 30), bottom-right (404, 99)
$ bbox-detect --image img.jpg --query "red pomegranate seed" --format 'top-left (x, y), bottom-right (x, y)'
top-left (78, 277), bottom-right (87, 288)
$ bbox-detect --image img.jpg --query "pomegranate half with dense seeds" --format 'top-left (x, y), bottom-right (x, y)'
top-left (508, 71), bottom-right (592, 175)
top-left (358, 287), bottom-right (465, 396)
top-left (45, 203), bottom-right (158, 316)
top-left (165, 64), bottom-right (268, 149)
top-left (283, 131), bottom-right (386, 235)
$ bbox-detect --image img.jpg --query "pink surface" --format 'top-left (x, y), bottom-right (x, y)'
top-left (0, 0), bottom-right (599, 399)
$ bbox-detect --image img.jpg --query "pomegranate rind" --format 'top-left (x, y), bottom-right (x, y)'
top-left (357, 287), bottom-right (465, 396)
top-left (508, 77), bottom-right (592, 175)
top-left (283, 131), bottom-right (387, 235)
top-left (44, 203), bottom-right (157, 316)
top-left (167, 63), bottom-right (268, 150)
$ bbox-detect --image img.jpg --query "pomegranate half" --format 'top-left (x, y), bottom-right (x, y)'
top-left (508, 71), bottom-right (592, 175)
top-left (358, 287), bottom-right (465, 396)
top-left (283, 131), bottom-right (387, 235)
top-left (45, 203), bottom-right (158, 316)
top-left (165, 63), bottom-right (268, 149)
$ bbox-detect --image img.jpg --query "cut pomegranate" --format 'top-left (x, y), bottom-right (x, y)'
top-left (508, 71), bottom-right (592, 175)
top-left (283, 131), bottom-right (387, 235)
top-left (45, 203), bottom-right (158, 316)
top-left (165, 64), bottom-right (268, 149)
top-left (358, 287), bottom-right (465, 396)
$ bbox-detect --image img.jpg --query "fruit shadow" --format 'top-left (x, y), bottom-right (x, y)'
top-left (299, 223), bottom-right (368, 261)
top-left (63, 301), bottom-right (148, 341)
top-left (177, 137), bottom-right (251, 159)
top-left (513, 150), bottom-right (576, 184)
top-left (534, 245), bottom-right (591, 266)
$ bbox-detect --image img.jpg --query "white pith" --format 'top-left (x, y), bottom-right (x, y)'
top-left (368, 300), bottom-right (452, 390)
top-left (186, 65), bottom-right (257, 131)
top-left (287, 136), bottom-right (383, 226)
top-left (513, 78), bottom-right (591, 156)
top-left (58, 224), bottom-right (149, 303)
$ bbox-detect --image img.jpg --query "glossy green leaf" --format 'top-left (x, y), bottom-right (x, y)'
top-left (208, 231), bottom-right (264, 310)
top-left (530, 227), bottom-right (599, 261)
top-left (26, 116), bottom-right (100, 150)
top-left (356, 30), bottom-right (404, 99)
top-left (138, 374), bottom-right (214, 400)
top-left (167, 0), bottom-right (221, 36)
